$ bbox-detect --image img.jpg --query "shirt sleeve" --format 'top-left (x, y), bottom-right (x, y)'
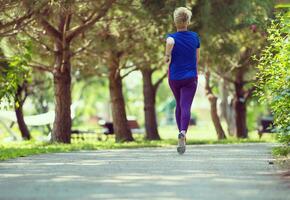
top-left (166, 37), bottom-right (175, 45)
top-left (196, 34), bottom-right (200, 48)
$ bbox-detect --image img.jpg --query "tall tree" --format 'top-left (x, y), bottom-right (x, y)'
top-left (139, 52), bottom-right (167, 140)
top-left (204, 68), bottom-right (227, 140)
top-left (15, 0), bottom-right (116, 143)
top-left (0, 0), bottom-right (115, 143)
top-left (140, 66), bottom-right (166, 140)
top-left (106, 49), bottom-right (134, 142)
top-left (192, 0), bottom-right (274, 138)
top-left (129, 3), bottom-right (169, 140)
top-left (75, 1), bottom-right (170, 141)
top-left (80, 1), bottom-right (144, 142)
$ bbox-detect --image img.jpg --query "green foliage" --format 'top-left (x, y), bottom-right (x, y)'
top-left (0, 40), bottom-right (32, 106)
top-left (256, 12), bottom-right (290, 145)
top-left (194, 0), bottom-right (273, 34)
top-left (196, 0), bottom-right (273, 68)
top-left (272, 145), bottom-right (290, 156)
top-left (141, 0), bottom-right (186, 28)
top-left (276, 3), bottom-right (290, 9)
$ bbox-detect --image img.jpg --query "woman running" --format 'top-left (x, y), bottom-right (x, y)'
top-left (165, 7), bottom-right (200, 154)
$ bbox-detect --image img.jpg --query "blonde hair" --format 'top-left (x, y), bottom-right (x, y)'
top-left (173, 7), bottom-right (192, 27)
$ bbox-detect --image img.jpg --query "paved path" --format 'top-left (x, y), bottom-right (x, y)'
top-left (0, 143), bottom-right (289, 200)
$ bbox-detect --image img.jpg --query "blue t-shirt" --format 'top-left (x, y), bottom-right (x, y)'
top-left (166, 31), bottom-right (200, 80)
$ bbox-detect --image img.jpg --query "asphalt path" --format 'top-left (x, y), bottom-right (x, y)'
top-left (0, 143), bottom-right (289, 200)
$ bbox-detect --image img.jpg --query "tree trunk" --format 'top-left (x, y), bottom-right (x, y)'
top-left (232, 49), bottom-right (252, 138)
top-left (108, 52), bottom-right (133, 142)
top-left (227, 98), bottom-right (236, 136)
top-left (51, 45), bottom-right (72, 143)
top-left (234, 82), bottom-right (248, 138)
top-left (205, 70), bottom-right (226, 140)
top-left (52, 71), bottom-right (71, 143)
top-left (208, 95), bottom-right (226, 140)
top-left (141, 69), bottom-right (161, 140)
top-left (219, 79), bottom-right (228, 120)
top-left (14, 84), bottom-right (31, 140)
top-left (219, 79), bottom-right (236, 136)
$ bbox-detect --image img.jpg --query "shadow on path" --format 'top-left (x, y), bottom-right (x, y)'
top-left (0, 143), bottom-right (289, 200)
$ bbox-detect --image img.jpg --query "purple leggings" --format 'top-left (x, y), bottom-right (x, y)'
top-left (168, 77), bottom-right (198, 132)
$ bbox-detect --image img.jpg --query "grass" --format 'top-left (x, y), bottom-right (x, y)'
top-left (272, 145), bottom-right (290, 157)
top-left (0, 134), bottom-right (274, 161)
top-left (0, 123), bottom-right (278, 161)
top-left (0, 140), bottom-right (163, 161)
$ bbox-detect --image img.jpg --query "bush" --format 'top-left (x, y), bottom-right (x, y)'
top-left (256, 12), bottom-right (290, 145)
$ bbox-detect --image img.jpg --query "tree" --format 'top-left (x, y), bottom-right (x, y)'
top-left (204, 69), bottom-right (226, 140)
top-left (12, 0), bottom-right (116, 143)
top-left (0, 39), bottom-right (32, 140)
top-left (14, 80), bottom-right (31, 140)
top-left (77, 0), bottom-right (172, 141)
top-left (0, 0), bottom-right (34, 36)
top-left (106, 49), bottom-right (134, 142)
top-left (192, 0), bottom-right (274, 138)
top-left (128, 4), bottom-right (168, 140)
top-left (138, 47), bottom-right (167, 141)
top-left (79, 1), bottom-right (143, 142)
top-left (140, 66), bottom-right (166, 140)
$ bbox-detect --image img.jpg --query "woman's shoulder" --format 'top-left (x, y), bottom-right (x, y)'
top-left (189, 31), bottom-right (200, 36)
top-left (166, 31), bottom-right (200, 38)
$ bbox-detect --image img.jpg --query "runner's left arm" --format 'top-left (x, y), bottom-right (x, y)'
top-left (165, 37), bottom-right (174, 64)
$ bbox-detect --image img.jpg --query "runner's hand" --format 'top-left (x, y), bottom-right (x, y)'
top-left (165, 55), bottom-right (171, 64)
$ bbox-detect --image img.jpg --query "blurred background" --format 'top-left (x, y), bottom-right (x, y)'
top-left (0, 0), bottom-right (289, 149)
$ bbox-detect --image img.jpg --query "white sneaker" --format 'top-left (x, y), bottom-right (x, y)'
top-left (177, 133), bottom-right (186, 155)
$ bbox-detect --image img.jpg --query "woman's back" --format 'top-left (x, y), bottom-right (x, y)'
top-left (167, 31), bottom-right (200, 80)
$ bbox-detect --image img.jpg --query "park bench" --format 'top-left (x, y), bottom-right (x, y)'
top-left (258, 116), bottom-right (275, 138)
top-left (0, 109), bottom-right (56, 141)
top-left (71, 129), bottom-right (103, 141)
top-left (128, 119), bottom-right (145, 134)
top-left (98, 117), bottom-right (144, 140)
top-left (0, 102), bottom-right (86, 141)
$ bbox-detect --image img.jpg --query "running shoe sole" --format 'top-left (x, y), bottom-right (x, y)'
top-left (177, 146), bottom-right (186, 155)
top-left (177, 133), bottom-right (186, 155)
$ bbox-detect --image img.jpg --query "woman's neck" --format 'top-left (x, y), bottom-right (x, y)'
top-left (177, 27), bottom-right (188, 32)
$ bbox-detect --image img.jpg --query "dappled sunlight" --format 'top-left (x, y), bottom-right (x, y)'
top-left (89, 192), bottom-right (181, 200)
top-left (49, 175), bottom-right (90, 183)
top-left (0, 0), bottom-right (288, 199)
top-left (0, 174), bottom-right (23, 178)
top-left (0, 144), bottom-right (288, 200)
top-left (212, 177), bottom-right (275, 185)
